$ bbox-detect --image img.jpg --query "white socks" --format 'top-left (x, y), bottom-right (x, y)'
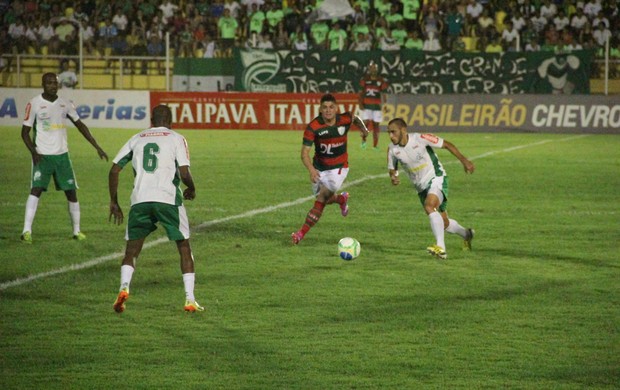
top-left (120, 264), bottom-right (134, 292)
top-left (446, 218), bottom-right (467, 238)
top-left (68, 201), bottom-right (81, 235)
top-left (428, 211), bottom-right (445, 250)
top-left (22, 195), bottom-right (39, 233)
top-left (183, 273), bottom-right (196, 302)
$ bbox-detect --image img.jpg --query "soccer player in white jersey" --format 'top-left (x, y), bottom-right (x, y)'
top-left (109, 105), bottom-right (204, 313)
top-left (386, 118), bottom-right (475, 259)
top-left (20, 72), bottom-right (108, 244)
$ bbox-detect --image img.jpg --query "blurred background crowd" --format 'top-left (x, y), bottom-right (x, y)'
top-left (0, 0), bottom-right (619, 67)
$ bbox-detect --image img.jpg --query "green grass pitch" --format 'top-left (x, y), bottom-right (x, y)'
top-left (0, 126), bottom-right (618, 389)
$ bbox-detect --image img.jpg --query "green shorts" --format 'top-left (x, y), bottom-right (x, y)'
top-left (126, 202), bottom-right (190, 241)
top-left (418, 176), bottom-right (449, 212)
top-left (32, 153), bottom-right (78, 191)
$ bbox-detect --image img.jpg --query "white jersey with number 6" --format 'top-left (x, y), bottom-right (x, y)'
top-left (387, 133), bottom-right (446, 193)
top-left (113, 127), bottom-right (190, 206)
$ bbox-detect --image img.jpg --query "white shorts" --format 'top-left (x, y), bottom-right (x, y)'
top-left (427, 176), bottom-right (445, 204)
top-left (312, 167), bottom-right (349, 195)
top-left (361, 109), bottom-right (383, 123)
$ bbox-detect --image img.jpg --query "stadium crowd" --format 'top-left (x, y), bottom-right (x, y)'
top-left (1, 0), bottom-right (619, 68)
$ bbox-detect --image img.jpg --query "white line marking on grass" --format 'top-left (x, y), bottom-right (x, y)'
top-left (0, 135), bottom-right (589, 291)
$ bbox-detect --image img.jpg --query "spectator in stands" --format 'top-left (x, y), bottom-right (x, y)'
top-left (511, 9), bottom-right (527, 34)
top-left (272, 20), bottom-right (290, 49)
top-left (127, 25), bottom-right (148, 74)
top-left (531, 9), bottom-right (548, 36)
top-left (544, 24), bottom-right (561, 49)
top-left (327, 21), bottom-right (348, 51)
top-left (553, 10), bottom-right (570, 32)
top-left (540, 0), bottom-right (558, 20)
top-left (112, 7), bottom-right (129, 35)
top-left (248, 3), bottom-right (266, 37)
top-left (265, 2), bottom-right (284, 33)
top-left (146, 32), bottom-right (164, 73)
top-left (501, 20), bottom-right (520, 50)
top-left (199, 33), bottom-right (217, 58)
top-left (55, 18), bottom-right (78, 55)
top-left (385, 3), bottom-right (404, 28)
top-left (374, 0), bottom-right (392, 19)
top-left (401, 0), bottom-right (422, 33)
top-left (224, 0), bottom-right (242, 19)
top-left (80, 19), bottom-right (95, 55)
top-left (373, 16), bottom-right (389, 46)
top-left (592, 20), bottom-right (612, 48)
top-left (97, 18), bottom-right (118, 57)
top-left (217, 8), bottom-right (239, 57)
top-left (421, 9), bottom-right (443, 40)
top-left (445, 3), bottom-right (465, 50)
top-left (292, 29), bottom-right (309, 51)
top-left (8, 16), bottom-right (27, 53)
top-left (591, 11), bottom-right (610, 29)
top-left (159, 0), bottom-right (179, 25)
top-left (404, 29), bottom-right (424, 50)
top-left (351, 31), bottom-right (373, 51)
top-left (257, 31), bottom-right (274, 49)
top-left (351, 15), bottom-right (370, 45)
top-left (466, 0), bottom-right (483, 22)
top-left (477, 8), bottom-right (496, 40)
top-left (310, 19), bottom-right (329, 49)
top-left (24, 20), bottom-right (38, 53)
top-left (583, 0), bottom-right (602, 19)
top-left (58, 60), bottom-right (78, 88)
top-left (525, 38), bottom-right (542, 52)
top-left (485, 36), bottom-right (503, 53)
top-left (422, 31), bottom-right (441, 51)
top-left (570, 7), bottom-right (589, 33)
top-left (178, 24), bottom-right (194, 57)
top-left (561, 30), bottom-right (583, 51)
top-left (37, 17), bottom-right (59, 54)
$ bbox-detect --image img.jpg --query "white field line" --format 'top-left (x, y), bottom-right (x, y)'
top-left (0, 135), bottom-right (589, 291)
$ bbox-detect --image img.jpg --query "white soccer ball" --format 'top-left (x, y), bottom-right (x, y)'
top-left (338, 237), bottom-right (361, 261)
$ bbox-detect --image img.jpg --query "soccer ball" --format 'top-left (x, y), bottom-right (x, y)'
top-left (338, 237), bottom-right (360, 261)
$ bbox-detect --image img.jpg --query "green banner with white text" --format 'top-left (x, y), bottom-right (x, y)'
top-left (234, 48), bottom-right (594, 94)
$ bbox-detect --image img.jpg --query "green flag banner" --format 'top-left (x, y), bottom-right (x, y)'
top-left (235, 48), bottom-right (594, 94)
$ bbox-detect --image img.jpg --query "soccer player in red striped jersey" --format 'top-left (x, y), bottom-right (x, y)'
top-left (359, 61), bottom-right (389, 150)
top-left (291, 94), bottom-right (369, 245)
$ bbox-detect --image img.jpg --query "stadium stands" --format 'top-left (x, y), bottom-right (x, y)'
top-left (0, 0), bottom-right (618, 90)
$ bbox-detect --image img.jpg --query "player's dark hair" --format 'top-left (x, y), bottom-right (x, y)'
top-left (320, 94), bottom-right (337, 104)
top-left (152, 104), bottom-right (172, 127)
top-left (388, 118), bottom-right (407, 128)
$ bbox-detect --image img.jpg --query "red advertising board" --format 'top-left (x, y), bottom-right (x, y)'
top-left (150, 92), bottom-right (360, 130)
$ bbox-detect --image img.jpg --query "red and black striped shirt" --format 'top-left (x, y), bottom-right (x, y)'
top-left (303, 112), bottom-right (353, 171)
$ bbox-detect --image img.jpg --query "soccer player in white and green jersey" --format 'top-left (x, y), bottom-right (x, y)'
top-left (20, 72), bottom-right (108, 244)
top-left (386, 118), bottom-right (475, 260)
top-left (109, 105), bottom-right (203, 313)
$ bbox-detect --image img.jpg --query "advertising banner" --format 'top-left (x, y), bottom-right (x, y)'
top-left (235, 48), bottom-right (594, 95)
top-left (0, 88), bottom-right (150, 129)
top-left (150, 91), bottom-right (360, 130)
top-left (386, 94), bottom-right (620, 134)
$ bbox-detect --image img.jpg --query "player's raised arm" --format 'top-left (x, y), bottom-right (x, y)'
top-left (352, 114), bottom-right (369, 138)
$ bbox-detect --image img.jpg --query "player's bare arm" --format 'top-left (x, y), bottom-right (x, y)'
top-left (353, 115), bottom-right (369, 137)
top-left (73, 119), bottom-right (109, 161)
top-left (108, 164), bottom-right (124, 225)
top-left (179, 165), bottom-right (196, 200)
top-left (442, 140), bottom-right (475, 174)
top-left (389, 168), bottom-right (400, 186)
top-left (21, 125), bottom-right (42, 165)
top-left (301, 144), bottom-right (319, 183)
